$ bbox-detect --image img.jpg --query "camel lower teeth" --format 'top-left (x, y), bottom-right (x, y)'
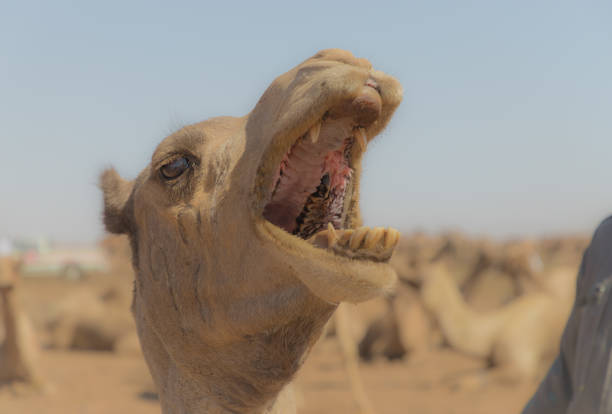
top-left (307, 121), bottom-right (322, 144)
top-left (308, 225), bottom-right (400, 262)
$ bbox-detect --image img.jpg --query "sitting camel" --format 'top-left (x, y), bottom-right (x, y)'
top-left (359, 234), bottom-right (585, 365)
top-left (101, 49), bottom-right (403, 413)
top-left (0, 257), bottom-right (44, 389)
top-left (359, 234), bottom-right (530, 362)
top-left (44, 284), bottom-right (138, 354)
top-left (421, 263), bottom-right (576, 384)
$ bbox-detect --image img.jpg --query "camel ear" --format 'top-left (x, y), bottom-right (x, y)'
top-left (100, 168), bottom-right (134, 235)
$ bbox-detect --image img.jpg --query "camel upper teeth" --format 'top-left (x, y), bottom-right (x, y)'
top-left (326, 222), bottom-right (338, 246)
top-left (358, 128), bottom-right (368, 152)
top-left (350, 227), bottom-right (369, 250)
top-left (307, 121), bottom-right (321, 144)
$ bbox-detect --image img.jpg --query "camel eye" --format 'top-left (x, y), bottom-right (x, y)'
top-left (160, 157), bottom-right (190, 180)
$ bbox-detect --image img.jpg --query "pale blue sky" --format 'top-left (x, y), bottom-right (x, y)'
top-left (1, 1), bottom-right (611, 243)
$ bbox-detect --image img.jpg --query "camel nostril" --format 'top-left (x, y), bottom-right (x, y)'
top-left (350, 85), bottom-right (382, 128)
top-left (326, 83), bottom-right (383, 129)
top-left (365, 79), bottom-right (381, 94)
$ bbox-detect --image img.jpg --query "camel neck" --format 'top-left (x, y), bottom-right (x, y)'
top-left (131, 279), bottom-right (328, 414)
top-left (157, 378), bottom-right (295, 414)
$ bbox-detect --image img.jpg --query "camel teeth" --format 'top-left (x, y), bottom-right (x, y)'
top-left (364, 227), bottom-right (385, 249)
top-left (350, 227), bottom-right (369, 250)
top-left (327, 223), bottom-right (338, 246)
top-left (357, 127), bottom-right (368, 152)
top-left (338, 230), bottom-right (352, 247)
top-left (384, 228), bottom-right (400, 250)
top-left (307, 121), bottom-right (321, 144)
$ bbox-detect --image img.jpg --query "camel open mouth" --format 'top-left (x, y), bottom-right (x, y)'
top-left (259, 81), bottom-right (400, 262)
top-left (262, 116), bottom-right (364, 240)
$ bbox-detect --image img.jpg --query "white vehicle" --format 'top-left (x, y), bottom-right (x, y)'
top-left (13, 237), bottom-right (109, 280)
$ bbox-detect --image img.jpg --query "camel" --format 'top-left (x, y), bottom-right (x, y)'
top-left (359, 234), bottom-right (514, 362)
top-left (420, 263), bottom-right (576, 385)
top-left (99, 234), bottom-right (378, 408)
top-left (0, 257), bottom-right (44, 389)
top-left (100, 49), bottom-right (403, 413)
top-left (100, 235), bottom-right (377, 409)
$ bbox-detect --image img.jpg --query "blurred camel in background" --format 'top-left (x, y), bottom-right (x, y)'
top-left (357, 233), bottom-right (585, 382)
top-left (0, 256), bottom-right (44, 390)
top-left (421, 264), bottom-right (576, 385)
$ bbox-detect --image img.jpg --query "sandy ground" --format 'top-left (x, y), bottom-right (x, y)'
top-left (0, 276), bottom-right (538, 414)
top-left (297, 340), bottom-right (536, 414)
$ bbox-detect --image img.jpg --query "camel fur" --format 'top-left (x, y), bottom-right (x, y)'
top-left (100, 49), bottom-right (402, 414)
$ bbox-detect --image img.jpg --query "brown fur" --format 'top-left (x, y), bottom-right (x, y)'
top-left (100, 49), bottom-right (402, 413)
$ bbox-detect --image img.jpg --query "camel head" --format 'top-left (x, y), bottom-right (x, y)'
top-left (100, 49), bottom-right (403, 413)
